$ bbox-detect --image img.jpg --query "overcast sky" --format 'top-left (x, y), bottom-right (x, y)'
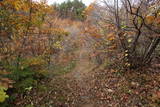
top-left (37, 0), bottom-right (95, 6)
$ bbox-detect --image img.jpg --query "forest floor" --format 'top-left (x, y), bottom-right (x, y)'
top-left (16, 24), bottom-right (160, 107)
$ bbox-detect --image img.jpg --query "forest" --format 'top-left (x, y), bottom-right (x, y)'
top-left (0, 0), bottom-right (160, 107)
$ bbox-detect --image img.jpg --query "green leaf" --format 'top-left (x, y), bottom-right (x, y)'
top-left (0, 86), bottom-right (9, 103)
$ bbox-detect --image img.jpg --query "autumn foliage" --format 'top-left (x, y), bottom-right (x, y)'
top-left (0, 0), bottom-right (70, 104)
top-left (0, 0), bottom-right (160, 106)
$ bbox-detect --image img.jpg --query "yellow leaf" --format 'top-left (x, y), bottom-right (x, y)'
top-left (128, 38), bottom-right (132, 43)
top-left (107, 33), bottom-right (115, 41)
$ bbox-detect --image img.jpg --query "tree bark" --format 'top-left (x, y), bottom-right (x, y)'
top-left (143, 37), bottom-right (160, 64)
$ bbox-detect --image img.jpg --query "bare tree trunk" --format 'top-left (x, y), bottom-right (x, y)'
top-left (17, 0), bottom-right (33, 68)
top-left (125, 0), bottom-right (129, 26)
top-left (143, 37), bottom-right (160, 64)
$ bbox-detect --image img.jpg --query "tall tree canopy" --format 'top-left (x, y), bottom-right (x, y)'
top-left (54, 0), bottom-right (86, 20)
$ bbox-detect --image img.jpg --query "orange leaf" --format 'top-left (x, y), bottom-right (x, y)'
top-left (146, 15), bottom-right (155, 24)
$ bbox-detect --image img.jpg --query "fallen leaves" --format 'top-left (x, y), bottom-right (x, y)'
top-left (107, 89), bottom-right (114, 93)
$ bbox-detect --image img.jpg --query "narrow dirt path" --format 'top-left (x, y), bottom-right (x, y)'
top-left (66, 45), bottom-right (95, 106)
top-left (63, 25), bottom-right (97, 107)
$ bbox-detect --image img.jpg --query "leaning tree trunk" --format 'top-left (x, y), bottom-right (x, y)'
top-left (143, 37), bottom-right (160, 64)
